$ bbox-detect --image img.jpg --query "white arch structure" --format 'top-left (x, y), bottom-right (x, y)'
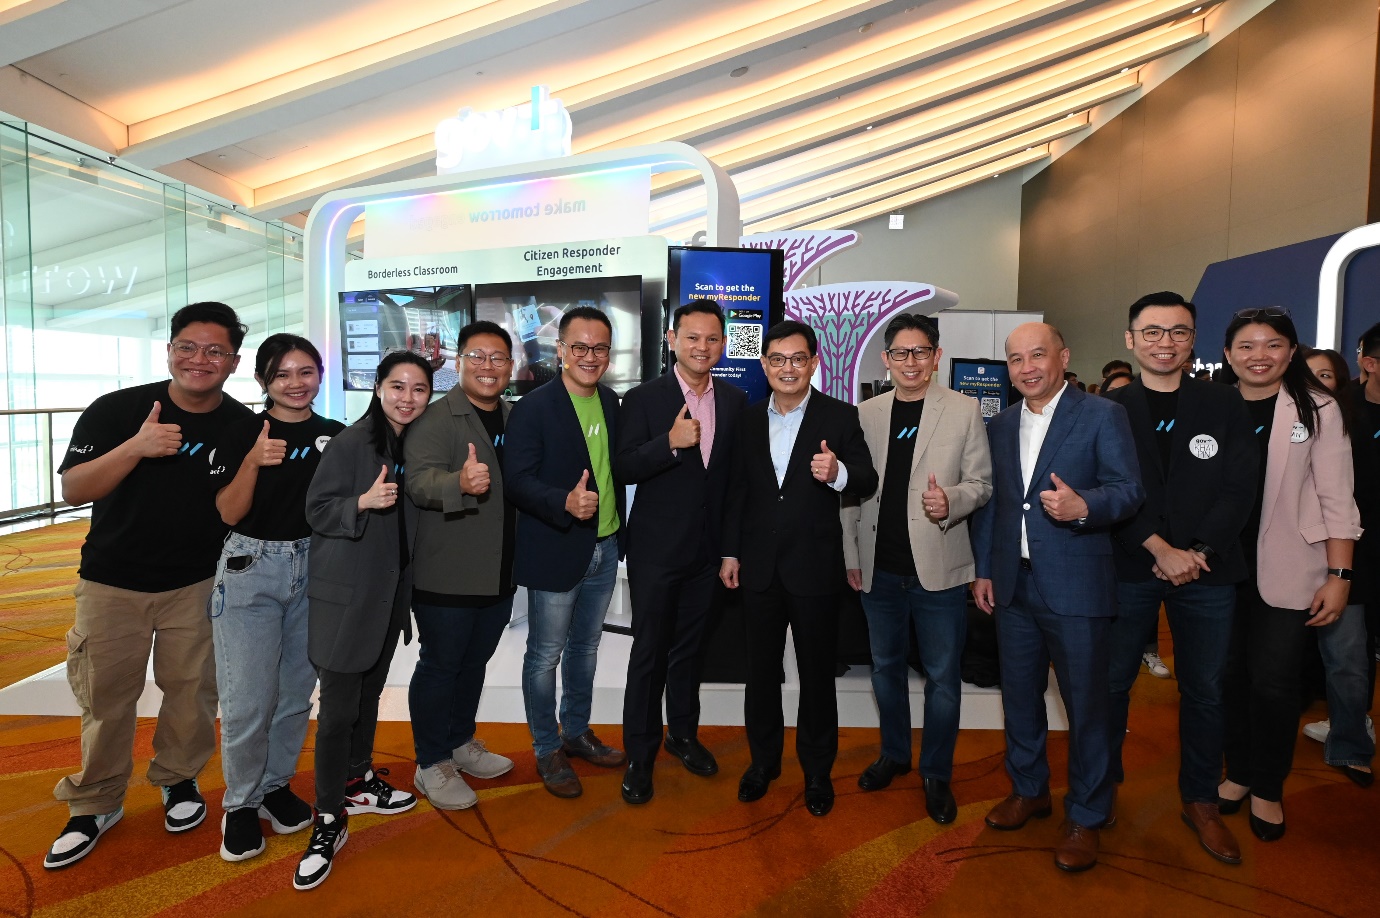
top-left (1317, 221), bottom-right (1380, 352)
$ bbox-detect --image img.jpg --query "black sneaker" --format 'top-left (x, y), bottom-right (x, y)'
top-left (161, 779), bottom-right (206, 832)
top-left (344, 767), bottom-right (416, 815)
top-left (43, 809), bottom-right (122, 869)
top-left (220, 808), bottom-right (265, 862)
top-left (293, 812), bottom-right (348, 891)
top-left (259, 785), bottom-right (313, 834)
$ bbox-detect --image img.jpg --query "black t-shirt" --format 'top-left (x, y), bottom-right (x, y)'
top-left (1142, 386), bottom-right (1179, 476)
top-left (209, 412), bottom-right (345, 541)
top-left (1242, 393), bottom-right (1278, 564)
top-left (60, 380), bottom-right (253, 592)
top-left (1356, 396), bottom-right (1380, 524)
top-left (875, 397), bottom-right (925, 577)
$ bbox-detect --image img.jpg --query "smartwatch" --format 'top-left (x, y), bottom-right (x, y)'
top-left (1328, 568), bottom-right (1353, 581)
top-left (1189, 541), bottom-right (1214, 560)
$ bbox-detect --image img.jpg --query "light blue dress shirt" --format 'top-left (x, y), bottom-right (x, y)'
top-left (767, 389), bottom-right (849, 491)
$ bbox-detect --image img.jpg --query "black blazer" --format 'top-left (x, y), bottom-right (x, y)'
top-left (722, 388), bottom-right (878, 596)
top-left (1105, 376), bottom-right (1258, 584)
top-left (614, 370), bottom-right (747, 569)
top-left (504, 378), bottom-right (627, 592)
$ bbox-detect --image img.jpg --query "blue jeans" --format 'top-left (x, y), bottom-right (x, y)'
top-left (522, 537), bottom-right (619, 758)
top-left (210, 533), bottom-right (315, 812)
top-left (860, 571), bottom-right (967, 781)
top-left (1317, 604), bottom-right (1376, 768)
top-left (1108, 578), bottom-right (1235, 804)
top-left (410, 595), bottom-right (513, 768)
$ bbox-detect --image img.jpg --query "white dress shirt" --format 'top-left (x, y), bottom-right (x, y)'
top-left (767, 388), bottom-right (849, 492)
top-left (1018, 381), bottom-right (1069, 560)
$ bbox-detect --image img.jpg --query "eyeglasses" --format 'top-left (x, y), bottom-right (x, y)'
top-left (1130, 326), bottom-right (1195, 343)
top-left (170, 341), bottom-right (236, 363)
top-left (766, 353), bottom-right (812, 368)
top-left (462, 350), bottom-right (512, 367)
top-left (1234, 307), bottom-right (1290, 319)
top-left (560, 342), bottom-right (611, 359)
top-left (884, 346), bottom-right (935, 362)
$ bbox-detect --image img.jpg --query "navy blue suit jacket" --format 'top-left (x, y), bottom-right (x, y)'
top-left (971, 385), bottom-right (1143, 616)
top-left (504, 378), bottom-right (627, 592)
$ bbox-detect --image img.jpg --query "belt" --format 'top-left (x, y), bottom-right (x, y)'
top-left (1019, 557), bottom-right (1033, 571)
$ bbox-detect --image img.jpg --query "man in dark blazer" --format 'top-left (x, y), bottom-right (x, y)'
top-left (1103, 292), bottom-right (1257, 865)
top-left (505, 306), bottom-right (628, 799)
top-left (720, 320), bottom-right (878, 817)
top-left (971, 322), bottom-right (1142, 873)
top-left (615, 300), bottom-right (748, 804)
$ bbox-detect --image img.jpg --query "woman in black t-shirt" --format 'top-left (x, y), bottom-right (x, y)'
top-left (209, 334), bottom-right (344, 863)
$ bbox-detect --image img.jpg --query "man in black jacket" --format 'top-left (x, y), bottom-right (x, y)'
top-left (720, 320), bottom-right (878, 817)
top-left (614, 299), bottom-right (748, 804)
top-left (1104, 292), bottom-right (1258, 865)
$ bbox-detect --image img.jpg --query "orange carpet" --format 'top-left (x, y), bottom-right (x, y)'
top-left (0, 520), bottom-right (88, 690)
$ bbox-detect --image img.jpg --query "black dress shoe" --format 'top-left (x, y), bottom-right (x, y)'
top-left (857, 756), bottom-right (911, 791)
top-left (923, 777), bottom-right (957, 824)
top-left (804, 774), bottom-right (834, 817)
top-left (621, 761), bottom-right (654, 805)
top-left (1217, 793), bottom-right (1247, 815)
top-left (738, 764), bottom-right (781, 802)
top-left (1249, 811), bottom-right (1286, 842)
top-left (664, 735), bottom-right (718, 777)
top-left (1338, 765), bottom-right (1375, 789)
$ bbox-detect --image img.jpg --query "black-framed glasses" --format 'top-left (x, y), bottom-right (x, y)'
top-left (462, 350), bottom-right (512, 367)
top-left (884, 346), bottom-right (935, 362)
top-left (765, 353), bottom-right (812, 368)
top-left (170, 341), bottom-right (236, 363)
top-left (560, 341), bottom-right (611, 359)
top-left (1130, 326), bottom-right (1195, 343)
top-left (1234, 307), bottom-right (1290, 320)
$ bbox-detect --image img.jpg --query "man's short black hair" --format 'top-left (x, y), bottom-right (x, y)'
top-left (673, 299), bottom-right (726, 332)
top-left (1359, 321), bottom-right (1380, 359)
top-left (882, 312), bottom-right (939, 348)
top-left (170, 301), bottom-right (248, 351)
top-left (1128, 291), bottom-right (1197, 326)
top-left (1064, 371), bottom-right (1079, 380)
top-left (558, 305), bottom-right (612, 337)
top-left (1101, 359), bottom-right (1133, 377)
top-left (458, 320), bottom-right (512, 353)
top-left (763, 320), bottom-right (817, 357)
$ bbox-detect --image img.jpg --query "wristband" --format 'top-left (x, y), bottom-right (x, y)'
top-left (1328, 568), bottom-right (1353, 581)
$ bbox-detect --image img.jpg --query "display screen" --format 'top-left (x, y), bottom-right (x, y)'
top-left (667, 247), bottom-right (784, 404)
top-left (473, 275), bottom-right (644, 395)
top-left (338, 286), bottom-right (472, 391)
top-left (949, 358), bottom-right (1012, 424)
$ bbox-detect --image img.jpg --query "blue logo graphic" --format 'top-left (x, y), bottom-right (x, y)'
top-left (287, 446), bottom-right (313, 460)
top-left (896, 426), bottom-right (919, 440)
top-left (178, 442), bottom-right (204, 456)
top-left (494, 433), bottom-right (505, 448)
top-left (1155, 419), bottom-right (1175, 432)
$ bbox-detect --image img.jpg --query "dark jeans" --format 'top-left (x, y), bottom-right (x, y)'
top-left (859, 570), bottom-right (967, 781)
top-left (409, 596), bottom-right (513, 768)
top-left (1109, 578), bottom-right (1236, 804)
top-left (314, 624), bottom-right (402, 816)
top-left (1222, 580), bottom-right (1310, 802)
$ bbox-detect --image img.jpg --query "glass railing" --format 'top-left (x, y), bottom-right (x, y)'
top-left (0, 407), bottom-right (85, 521)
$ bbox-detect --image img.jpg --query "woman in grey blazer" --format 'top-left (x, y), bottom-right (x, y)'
top-left (293, 351), bottom-right (432, 892)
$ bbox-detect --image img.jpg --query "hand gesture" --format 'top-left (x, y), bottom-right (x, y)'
top-left (846, 568), bottom-right (863, 591)
top-left (922, 473), bottom-right (949, 521)
top-left (1152, 545), bottom-right (1209, 586)
top-left (669, 404), bottom-right (700, 450)
top-left (565, 469), bottom-right (600, 520)
top-left (720, 558), bottom-right (740, 589)
top-left (459, 442), bottom-right (490, 495)
top-left (1306, 577), bottom-right (1350, 627)
top-left (972, 578), bottom-right (995, 615)
top-left (247, 419), bottom-right (287, 468)
top-left (358, 465), bottom-right (398, 511)
top-left (130, 401), bottom-right (182, 458)
top-left (811, 439), bottom-right (839, 483)
top-left (1038, 473), bottom-right (1088, 522)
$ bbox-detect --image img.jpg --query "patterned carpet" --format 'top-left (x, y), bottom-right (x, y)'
top-left (0, 521), bottom-right (88, 690)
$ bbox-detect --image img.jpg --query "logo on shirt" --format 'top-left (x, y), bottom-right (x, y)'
top-left (178, 442), bottom-right (205, 456)
top-left (1155, 419), bottom-right (1175, 432)
top-left (1189, 434), bottom-right (1219, 459)
top-left (896, 426), bottom-right (919, 440)
top-left (288, 447), bottom-right (314, 460)
top-left (68, 444), bottom-right (93, 455)
top-left (315, 435), bottom-right (333, 451)
top-left (586, 423), bottom-right (601, 438)
top-left (494, 433), bottom-right (504, 448)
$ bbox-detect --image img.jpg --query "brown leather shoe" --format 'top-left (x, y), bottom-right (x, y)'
top-left (562, 731), bottom-right (626, 768)
top-left (1054, 820), bottom-right (1099, 872)
top-left (984, 792), bottom-right (1052, 830)
top-left (1181, 802), bottom-right (1242, 864)
top-left (536, 750), bottom-right (583, 798)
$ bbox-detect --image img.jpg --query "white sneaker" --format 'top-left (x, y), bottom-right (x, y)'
top-left (343, 768), bottom-right (416, 815)
top-left (1142, 652), bottom-right (1171, 679)
top-left (1304, 719), bottom-right (1331, 743)
top-left (44, 809), bottom-right (123, 869)
top-left (415, 760), bottom-right (478, 810)
top-left (453, 737), bottom-right (514, 779)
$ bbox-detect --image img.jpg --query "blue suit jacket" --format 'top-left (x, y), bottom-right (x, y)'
top-left (971, 385), bottom-right (1143, 616)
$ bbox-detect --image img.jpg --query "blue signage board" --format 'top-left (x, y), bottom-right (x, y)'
top-left (949, 358), bottom-right (1012, 424)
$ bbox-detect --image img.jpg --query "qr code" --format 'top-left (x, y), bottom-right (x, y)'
top-left (980, 397), bottom-right (1001, 418)
top-left (726, 323), bottom-right (763, 359)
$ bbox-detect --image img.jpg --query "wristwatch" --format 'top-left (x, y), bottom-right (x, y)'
top-left (1189, 541), bottom-right (1214, 560)
top-left (1328, 568), bottom-right (1353, 581)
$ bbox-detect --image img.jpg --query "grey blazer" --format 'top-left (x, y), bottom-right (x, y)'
top-left (404, 387), bottom-right (511, 596)
top-left (306, 419), bottom-right (418, 673)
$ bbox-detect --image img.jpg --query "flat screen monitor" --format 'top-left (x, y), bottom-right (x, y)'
top-left (338, 286), bottom-right (472, 392)
top-left (948, 357), bottom-right (1013, 424)
top-left (473, 275), bottom-right (645, 395)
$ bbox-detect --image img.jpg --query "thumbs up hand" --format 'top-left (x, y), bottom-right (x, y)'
top-left (1039, 472), bottom-right (1089, 522)
top-left (131, 400), bottom-right (183, 457)
top-left (359, 465), bottom-right (398, 511)
top-left (566, 469), bottom-right (600, 520)
top-left (922, 472), bottom-right (949, 521)
top-left (247, 419), bottom-right (288, 468)
top-left (460, 441), bottom-right (491, 495)
top-left (669, 403), bottom-right (701, 450)
top-left (811, 439), bottom-right (839, 483)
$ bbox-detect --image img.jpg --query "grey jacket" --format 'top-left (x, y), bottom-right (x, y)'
top-left (306, 419), bottom-right (418, 673)
top-left (404, 387), bottom-right (511, 596)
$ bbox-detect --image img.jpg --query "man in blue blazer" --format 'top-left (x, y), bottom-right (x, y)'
top-left (971, 322), bottom-right (1143, 873)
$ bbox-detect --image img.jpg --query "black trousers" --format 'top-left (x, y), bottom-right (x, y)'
top-left (314, 623), bottom-right (403, 816)
top-left (743, 572), bottom-right (839, 776)
top-left (622, 559), bottom-right (718, 762)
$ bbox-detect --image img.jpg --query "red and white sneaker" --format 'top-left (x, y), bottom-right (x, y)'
top-left (343, 767), bottom-right (416, 815)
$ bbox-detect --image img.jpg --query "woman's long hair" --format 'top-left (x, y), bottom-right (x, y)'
top-left (1219, 310), bottom-right (1340, 438)
top-left (1303, 346), bottom-right (1356, 432)
top-left (360, 351), bottom-right (434, 461)
top-left (254, 333), bottom-right (323, 410)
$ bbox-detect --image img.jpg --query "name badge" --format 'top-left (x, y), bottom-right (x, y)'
top-left (316, 435), bottom-right (334, 451)
top-left (1189, 434), bottom-right (1218, 459)
top-left (1290, 422), bottom-right (1308, 443)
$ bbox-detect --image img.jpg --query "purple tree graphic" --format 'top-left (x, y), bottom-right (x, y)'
top-left (740, 230), bottom-right (859, 291)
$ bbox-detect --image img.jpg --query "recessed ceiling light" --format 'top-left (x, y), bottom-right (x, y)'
top-left (865, 125), bottom-right (873, 130)
top-left (993, 174), bottom-right (1002, 179)
top-left (859, 22), bottom-right (873, 33)
top-left (1192, 6), bottom-right (1202, 12)
top-left (730, 66), bottom-right (749, 78)
top-left (1121, 67), bottom-right (1130, 73)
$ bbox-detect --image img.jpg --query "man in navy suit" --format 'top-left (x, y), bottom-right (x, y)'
top-left (971, 322), bottom-right (1143, 873)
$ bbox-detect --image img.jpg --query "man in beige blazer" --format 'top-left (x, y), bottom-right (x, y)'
top-left (843, 313), bottom-right (993, 823)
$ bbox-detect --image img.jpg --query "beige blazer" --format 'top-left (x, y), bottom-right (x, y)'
top-left (1255, 388), bottom-right (1363, 610)
top-left (842, 385), bottom-right (993, 592)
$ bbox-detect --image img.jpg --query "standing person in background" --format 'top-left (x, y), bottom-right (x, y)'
top-left (505, 306), bottom-right (627, 800)
top-left (1216, 310), bottom-right (1362, 841)
top-left (294, 352), bottom-right (433, 891)
top-left (46, 302), bottom-right (253, 870)
top-left (209, 334), bottom-right (342, 861)
top-left (404, 322), bottom-right (519, 811)
top-left (842, 313), bottom-right (992, 824)
top-left (614, 300), bottom-right (747, 805)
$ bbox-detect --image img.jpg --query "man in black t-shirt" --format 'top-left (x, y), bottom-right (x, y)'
top-left (46, 303), bottom-right (253, 871)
